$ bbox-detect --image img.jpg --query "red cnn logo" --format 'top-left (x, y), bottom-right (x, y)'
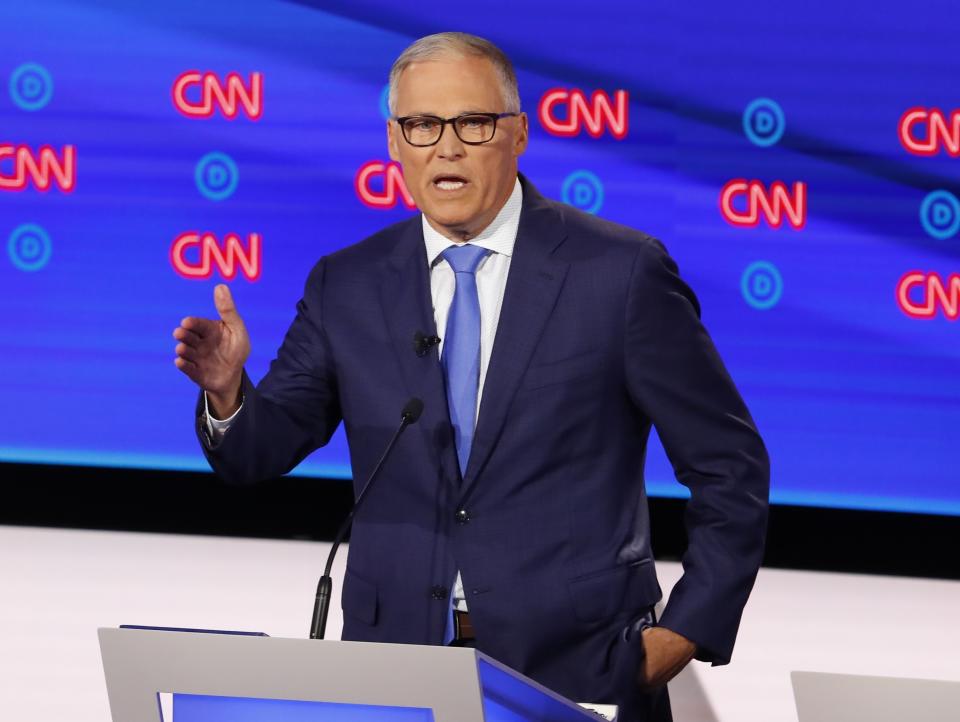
top-left (355, 161), bottom-right (416, 210)
top-left (172, 71), bottom-right (263, 120)
top-left (898, 108), bottom-right (960, 157)
top-left (896, 271), bottom-right (960, 320)
top-left (0, 143), bottom-right (76, 192)
top-left (538, 88), bottom-right (629, 140)
top-left (170, 232), bottom-right (262, 281)
top-left (720, 179), bottom-right (807, 230)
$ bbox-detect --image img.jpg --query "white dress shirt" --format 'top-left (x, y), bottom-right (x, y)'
top-left (206, 176), bottom-right (524, 612)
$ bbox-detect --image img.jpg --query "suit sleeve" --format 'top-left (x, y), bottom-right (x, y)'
top-left (623, 239), bottom-right (770, 665)
top-left (196, 257), bottom-right (343, 484)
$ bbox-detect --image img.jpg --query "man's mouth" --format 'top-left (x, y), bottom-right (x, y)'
top-left (432, 174), bottom-right (469, 191)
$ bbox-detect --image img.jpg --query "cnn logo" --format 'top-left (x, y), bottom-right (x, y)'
top-left (898, 108), bottom-right (959, 157)
top-left (538, 89), bottom-right (628, 140)
top-left (0, 143), bottom-right (76, 192)
top-left (897, 271), bottom-right (959, 320)
top-left (355, 161), bottom-right (416, 210)
top-left (172, 71), bottom-right (263, 120)
top-left (720, 180), bottom-right (807, 230)
top-left (170, 232), bottom-right (262, 281)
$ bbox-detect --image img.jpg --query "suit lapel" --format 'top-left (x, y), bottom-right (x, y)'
top-left (462, 180), bottom-right (570, 494)
top-left (378, 218), bottom-right (461, 486)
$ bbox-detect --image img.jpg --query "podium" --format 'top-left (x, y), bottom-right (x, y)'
top-left (98, 627), bottom-right (605, 722)
top-left (792, 670), bottom-right (960, 722)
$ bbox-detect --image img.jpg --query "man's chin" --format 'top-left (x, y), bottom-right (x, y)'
top-left (422, 206), bottom-right (478, 237)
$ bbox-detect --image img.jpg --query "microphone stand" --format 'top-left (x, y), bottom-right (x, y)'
top-left (309, 398), bottom-right (423, 640)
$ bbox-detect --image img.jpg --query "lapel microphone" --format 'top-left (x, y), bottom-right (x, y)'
top-left (413, 330), bottom-right (441, 357)
top-left (309, 397), bottom-right (424, 640)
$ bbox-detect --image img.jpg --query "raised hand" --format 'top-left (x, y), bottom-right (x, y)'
top-left (173, 284), bottom-right (251, 418)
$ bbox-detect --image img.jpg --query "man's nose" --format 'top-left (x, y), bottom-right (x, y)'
top-left (436, 123), bottom-right (466, 160)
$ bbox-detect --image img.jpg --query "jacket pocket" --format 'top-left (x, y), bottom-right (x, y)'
top-left (341, 567), bottom-right (378, 626)
top-left (521, 351), bottom-right (601, 391)
top-left (567, 558), bottom-right (660, 623)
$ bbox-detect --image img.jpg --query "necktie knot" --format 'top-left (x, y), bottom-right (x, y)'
top-left (442, 244), bottom-right (490, 275)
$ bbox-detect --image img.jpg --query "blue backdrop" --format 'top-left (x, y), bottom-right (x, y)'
top-left (2, 1), bottom-right (958, 515)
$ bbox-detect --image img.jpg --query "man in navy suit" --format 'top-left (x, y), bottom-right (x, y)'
top-left (174, 32), bottom-right (769, 722)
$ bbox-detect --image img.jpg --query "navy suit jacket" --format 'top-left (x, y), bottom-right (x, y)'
top-left (198, 175), bottom-right (769, 719)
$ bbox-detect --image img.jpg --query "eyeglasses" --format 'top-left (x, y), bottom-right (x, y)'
top-left (395, 112), bottom-right (519, 147)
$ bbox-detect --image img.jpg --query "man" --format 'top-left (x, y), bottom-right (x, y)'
top-left (173, 32), bottom-right (769, 722)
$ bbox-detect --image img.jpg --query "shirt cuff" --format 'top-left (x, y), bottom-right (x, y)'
top-left (204, 391), bottom-right (243, 441)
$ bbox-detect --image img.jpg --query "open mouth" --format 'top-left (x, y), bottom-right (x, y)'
top-left (432, 174), bottom-right (469, 191)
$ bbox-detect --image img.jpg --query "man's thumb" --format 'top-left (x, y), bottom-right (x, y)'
top-left (214, 284), bottom-right (240, 324)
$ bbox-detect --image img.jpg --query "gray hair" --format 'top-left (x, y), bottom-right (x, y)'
top-left (388, 32), bottom-right (521, 117)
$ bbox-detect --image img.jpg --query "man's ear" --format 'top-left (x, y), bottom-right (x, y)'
top-left (387, 119), bottom-right (401, 162)
top-left (514, 112), bottom-right (529, 157)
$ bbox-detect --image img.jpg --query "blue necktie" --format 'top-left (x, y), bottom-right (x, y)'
top-left (440, 243), bottom-right (489, 646)
top-left (441, 243), bottom-right (491, 476)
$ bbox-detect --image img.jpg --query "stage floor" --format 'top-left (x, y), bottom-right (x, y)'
top-left (2, 525), bottom-right (957, 722)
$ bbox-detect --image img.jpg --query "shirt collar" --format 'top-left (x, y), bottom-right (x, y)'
top-left (422, 176), bottom-right (523, 266)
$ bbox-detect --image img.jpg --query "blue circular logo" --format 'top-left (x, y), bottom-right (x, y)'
top-left (741, 260), bottom-right (783, 310)
top-left (195, 152), bottom-right (239, 201)
top-left (379, 83), bottom-right (392, 120)
top-left (8, 223), bottom-right (52, 271)
top-left (743, 98), bottom-right (785, 147)
top-left (919, 190), bottom-right (960, 240)
top-left (561, 170), bottom-right (604, 215)
top-left (10, 62), bottom-right (53, 111)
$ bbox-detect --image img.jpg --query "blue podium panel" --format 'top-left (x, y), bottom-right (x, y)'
top-left (167, 662), bottom-right (600, 722)
top-left (477, 660), bottom-right (599, 722)
top-left (171, 693), bottom-right (434, 722)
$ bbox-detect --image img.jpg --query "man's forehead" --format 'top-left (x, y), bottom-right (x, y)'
top-left (395, 56), bottom-right (502, 113)
top-left (401, 54), bottom-right (493, 76)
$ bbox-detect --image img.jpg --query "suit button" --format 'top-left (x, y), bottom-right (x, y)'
top-left (455, 509), bottom-right (470, 525)
top-left (430, 585), bottom-right (447, 600)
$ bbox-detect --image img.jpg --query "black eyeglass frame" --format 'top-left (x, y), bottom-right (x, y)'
top-left (394, 112), bottom-right (520, 146)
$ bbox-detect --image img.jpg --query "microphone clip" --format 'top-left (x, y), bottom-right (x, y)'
top-left (413, 331), bottom-right (441, 357)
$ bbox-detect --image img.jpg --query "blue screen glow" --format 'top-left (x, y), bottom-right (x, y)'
top-left (1, 1), bottom-right (957, 516)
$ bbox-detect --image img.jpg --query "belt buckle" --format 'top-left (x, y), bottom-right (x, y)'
top-left (453, 610), bottom-right (474, 642)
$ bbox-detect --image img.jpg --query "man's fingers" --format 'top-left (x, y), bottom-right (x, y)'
top-left (175, 342), bottom-right (200, 363)
top-left (214, 284), bottom-right (241, 325)
top-left (172, 326), bottom-right (203, 347)
top-left (174, 356), bottom-right (202, 383)
top-left (174, 356), bottom-right (210, 388)
top-left (181, 315), bottom-right (218, 338)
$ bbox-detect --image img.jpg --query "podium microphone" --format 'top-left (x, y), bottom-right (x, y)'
top-left (309, 397), bottom-right (424, 640)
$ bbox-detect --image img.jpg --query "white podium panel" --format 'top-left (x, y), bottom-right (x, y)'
top-left (792, 671), bottom-right (960, 722)
top-left (98, 627), bottom-right (604, 722)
